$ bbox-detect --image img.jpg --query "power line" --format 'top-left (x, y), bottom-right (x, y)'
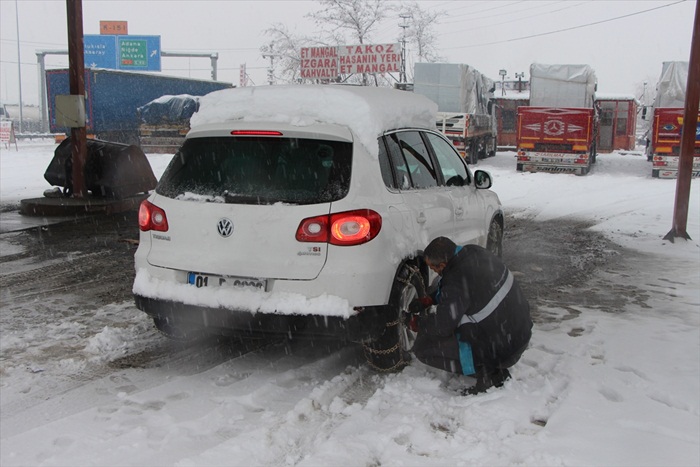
top-left (438, 0), bottom-right (569, 25)
top-left (442, 0), bottom-right (687, 50)
top-left (436, 1), bottom-right (586, 34)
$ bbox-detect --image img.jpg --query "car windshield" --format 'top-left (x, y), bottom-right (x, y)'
top-left (157, 136), bottom-right (352, 205)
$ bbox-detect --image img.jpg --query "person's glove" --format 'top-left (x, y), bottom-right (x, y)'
top-left (408, 315), bottom-right (419, 333)
top-left (408, 296), bottom-right (433, 315)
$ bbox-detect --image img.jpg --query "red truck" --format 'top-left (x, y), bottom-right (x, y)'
top-left (645, 62), bottom-right (700, 178)
top-left (649, 108), bottom-right (700, 178)
top-left (516, 63), bottom-right (598, 175)
top-left (516, 107), bottom-right (596, 175)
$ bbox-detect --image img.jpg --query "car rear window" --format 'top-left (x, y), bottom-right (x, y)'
top-left (157, 136), bottom-right (352, 205)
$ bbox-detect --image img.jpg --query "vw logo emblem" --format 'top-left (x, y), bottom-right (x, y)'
top-left (217, 218), bottom-right (234, 237)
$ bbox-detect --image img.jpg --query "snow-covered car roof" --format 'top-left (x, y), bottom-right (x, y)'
top-left (189, 85), bottom-right (438, 153)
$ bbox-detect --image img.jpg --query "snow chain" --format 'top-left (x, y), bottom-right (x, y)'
top-left (362, 264), bottom-right (427, 373)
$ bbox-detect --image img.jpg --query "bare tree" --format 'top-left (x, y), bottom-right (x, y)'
top-left (307, 0), bottom-right (391, 45)
top-left (307, 0), bottom-right (394, 85)
top-left (260, 24), bottom-right (308, 84)
top-left (401, 2), bottom-right (444, 64)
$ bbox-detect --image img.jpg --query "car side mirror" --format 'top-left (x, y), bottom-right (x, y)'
top-left (474, 170), bottom-right (492, 189)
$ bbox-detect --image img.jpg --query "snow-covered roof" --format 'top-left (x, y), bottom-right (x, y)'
top-left (190, 85), bottom-right (438, 152)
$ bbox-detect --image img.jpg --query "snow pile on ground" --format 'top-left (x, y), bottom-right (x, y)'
top-left (1, 142), bottom-right (698, 466)
top-left (190, 85), bottom-right (438, 153)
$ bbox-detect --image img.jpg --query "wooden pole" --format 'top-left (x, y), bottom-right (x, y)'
top-left (665, 0), bottom-right (700, 242)
top-left (66, 0), bottom-right (87, 198)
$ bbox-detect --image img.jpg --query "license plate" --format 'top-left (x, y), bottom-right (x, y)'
top-left (187, 272), bottom-right (267, 291)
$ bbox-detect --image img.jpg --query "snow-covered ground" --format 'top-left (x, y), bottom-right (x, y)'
top-left (1, 140), bottom-right (699, 466)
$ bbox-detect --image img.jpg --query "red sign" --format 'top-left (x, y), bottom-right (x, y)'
top-left (300, 43), bottom-right (400, 79)
top-left (300, 46), bottom-right (339, 80)
top-left (339, 44), bottom-right (400, 75)
top-left (100, 21), bottom-right (128, 35)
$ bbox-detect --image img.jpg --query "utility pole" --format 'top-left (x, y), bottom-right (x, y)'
top-left (399, 13), bottom-right (411, 84)
top-left (66, 0), bottom-right (87, 198)
top-left (664, 0), bottom-right (699, 242)
top-left (14, 0), bottom-right (24, 133)
top-left (262, 43), bottom-right (279, 86)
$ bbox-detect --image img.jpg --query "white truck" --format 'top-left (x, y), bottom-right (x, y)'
top-left (413, 63), bottom-right (497, 165)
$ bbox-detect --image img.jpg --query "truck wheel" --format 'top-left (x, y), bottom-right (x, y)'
top-left (486, 218), bottom-right (503, 257)
top-left (652, 169), bottom-right (660, 178)
top-left (363, 264), bottom-right (425, 372)
top-left (516, 163), bottom-right (523, 172)
top-left (467, 144), bottom-right (479, 165)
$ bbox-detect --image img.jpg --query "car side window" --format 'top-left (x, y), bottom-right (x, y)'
top-left (395, 131), bottom-right (438, 189)
top-left (384, 133), bottom-right (412, 190)
top-left (377, 137), bottom-right (397, 189)
top-left (425, 132), bottom-right (470, 187)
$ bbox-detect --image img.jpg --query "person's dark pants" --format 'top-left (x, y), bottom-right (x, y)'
top-left (413, 332), bottom-right (462, 374)
top-left (413, 332), bottom-right (528, 391)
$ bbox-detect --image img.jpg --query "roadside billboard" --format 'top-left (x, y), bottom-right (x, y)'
top-left (300, 43), bottom-right (400, 80)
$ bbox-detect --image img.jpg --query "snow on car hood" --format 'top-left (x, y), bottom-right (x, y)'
top-left (189, 85), bottom-right (438, 155)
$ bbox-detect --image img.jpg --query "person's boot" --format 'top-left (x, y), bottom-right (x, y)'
top-left (462, 368), bottom-right (511, 395)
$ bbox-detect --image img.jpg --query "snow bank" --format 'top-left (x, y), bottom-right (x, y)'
top-left (190, 85), bottom-right (438, 154)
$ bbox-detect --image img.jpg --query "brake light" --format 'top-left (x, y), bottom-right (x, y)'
top-left (230, 130), bottom-right (283, 136)
top-left (296, 209), bottom-right (382, 246)
top-left (139, 200), bottom-right (169, 232)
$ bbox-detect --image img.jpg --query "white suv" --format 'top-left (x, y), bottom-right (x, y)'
top-left (133, 85), bottom-right (503, 370)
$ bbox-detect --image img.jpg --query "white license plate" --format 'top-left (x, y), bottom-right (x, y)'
top-left (187, 272), bottom-right (267, 291)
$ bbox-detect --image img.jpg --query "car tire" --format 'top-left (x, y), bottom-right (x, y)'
top-left (363, 264), bottom-right (426, 372)
top-left (153, 316), bottom-right (206, 342)
top-left (486, 218), bottom-right (503, 257)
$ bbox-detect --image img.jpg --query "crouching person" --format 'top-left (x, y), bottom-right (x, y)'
top-left (409, 236), bottom-right (533, 395)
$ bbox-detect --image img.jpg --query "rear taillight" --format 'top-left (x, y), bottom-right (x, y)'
top-left (296, 209), bottom-right (382, 246)
top-left (138, 200), bottom-right (169, 232)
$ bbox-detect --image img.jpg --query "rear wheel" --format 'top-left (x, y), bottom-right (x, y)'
top-left (363, 264), bottom-right (426, 372)
top-left (486, 217), bottom-right (503, 257)
top-left (153, 316), bottom-right (207, 342)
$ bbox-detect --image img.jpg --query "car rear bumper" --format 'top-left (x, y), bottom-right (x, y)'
top-left (134, 294), bottom-right (389, 341)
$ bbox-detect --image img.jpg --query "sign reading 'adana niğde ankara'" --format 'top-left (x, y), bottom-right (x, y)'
top-left (84, 34), bottom-right (161, 71)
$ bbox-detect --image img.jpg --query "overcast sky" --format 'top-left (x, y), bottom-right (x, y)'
top-left (0, 0), bottom-right (695, 107)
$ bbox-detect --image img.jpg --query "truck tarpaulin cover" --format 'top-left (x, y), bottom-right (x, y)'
top-left (529, 63), bottom-right (597, 108)
top-left (413, 63), bottom-right (494, 114)
top-left (44, 138), bottom-right (157, 199)
top-left (652, 61), bottom-right (689, 109)
top-left (137, 95), bottom-right (200, 125)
